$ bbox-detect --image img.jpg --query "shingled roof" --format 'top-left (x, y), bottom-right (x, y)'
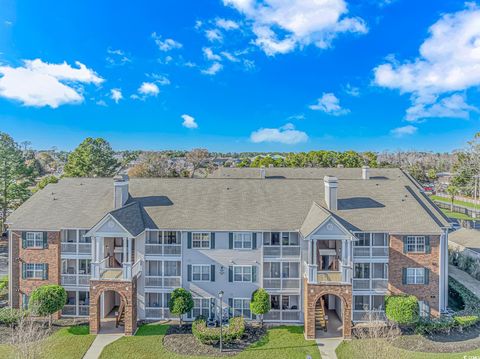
top-left (6, 168), bottom-right (451, 234)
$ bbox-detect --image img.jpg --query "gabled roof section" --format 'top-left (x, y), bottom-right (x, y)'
top-left (300, 202), bottom-right (331, 238)
top-left (108, 202), bottom-right (146, 237)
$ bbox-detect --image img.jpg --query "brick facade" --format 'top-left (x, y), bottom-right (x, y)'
top-left (388, 234), bottom-right (440, 317)
top-left (89, 277), bottom-right (137, 336)
top-left (12, 231), bottom-right (61, 318)
top-left (303, 278), bottom-right (352, 339)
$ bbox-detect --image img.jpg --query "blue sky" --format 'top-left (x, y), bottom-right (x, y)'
top-left (0, 0), bottom-right (479, 152)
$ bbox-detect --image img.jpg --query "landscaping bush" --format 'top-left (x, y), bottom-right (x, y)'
top-left (192, 316), bottom-right (245, 345)
top-left (0, 276), bottom-right (8, 292)
top-left (29, 284), bottom-right (67, 326)
top-left (385, 295), bottom-right (419, 325)
top-left (168, 288), bottom-right (194, 326)
top-left (0, 307), bottom-right (27, 326)
top-left (449, 248), bottom-right (480, 281)
top-left (453, 315), bottom-right (479, 328)
top-left (250, 288), bottom-right (270, 327)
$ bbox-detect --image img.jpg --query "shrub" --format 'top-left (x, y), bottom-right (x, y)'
top-left (0, 308), bottom-right (27, 326)
top-left (0, 276), bottom-right (8, 292)
top-left (192, 317), bottom-right (245, 345)
top-left (385, 295), bottom-right (419, 325)
top-left (29, 285), bottom-right (67, 326)
top-left (250, 288), bottom-right (270, 326)
top-left (168, 288), bottom-right (194, 326)
top-left (453, 315), bottom-right (479, 328)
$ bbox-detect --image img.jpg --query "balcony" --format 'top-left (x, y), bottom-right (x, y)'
top-left (264, 310), bottom-right (300, 322)
top-left (145, 244), bottom-right (181, 257)
top-left (145, 276), bottom-right (181, 288)
top-left (353, 246), bottom-right (388, 258)
top-left (61, 274), bottom-right (90, 287)
top-left (262, 278), bottom-right (300, 291)
top-left (263, 245), bottom-right (300, 258)
top-left (92, 258), bottom-right (143, 281)
top-left (61, 242), bottom-right (92, 255)
top-left (352, 279), bottom-right (388, 291)
top-left (317, 271), bottom-right (342, 282)
top-left (304, 262), bottom-right (347, 284)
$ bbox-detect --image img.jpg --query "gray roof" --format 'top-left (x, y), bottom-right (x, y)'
top-left (6, 168), bottom-right (450, 234)
top-left (300, 202), bottom-right (331, 237)
top-left (449, 228), bottom-right (480, 253)
top-left (108, 202), bottom-right (146, 237)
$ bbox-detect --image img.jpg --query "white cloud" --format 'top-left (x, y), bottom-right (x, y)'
top-left (0, 58), bottom-right (103, 108)
top-left (215, 18), bottom-right (240, 30)
top-left (203, 47), bottom-right (222, 61)
top-left (96, 100), bottom-right (107, 107)
top-left (221, 51), bottom-right (240, 62)
top-left (106, 48), bottom-right (131, 66)
top-left (344, 83), bottom-right (360, 97)
top-left (201, 62), bottom-right (223, 75)
top-left (138, 82), bottom-right (159, 97)
top-left (309, 93), bottom-right (349, 115)
top-left (250, 123), bottom-right (308, 144)
top-left (148, 73), bottom-right (171, 86)
top-left (223, 0), bottom-right (367, 55)
top-left (205, 29), bottom-right (223, 42)
top-left (151, 32), bottom-right (183, 51)
top-left (110, 88), bottom-right (123, 103)
top-left (373, 5), bottom-right (480, 121)
top-left (390, 125), bottom-right (418, 137)
top-left (181, 114), bottom-right (198, 129)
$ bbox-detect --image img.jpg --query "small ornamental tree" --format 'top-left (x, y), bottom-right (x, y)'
top-left (168, 288), bottom-right (194, 326)
top-left (29, 285), bottom-right (67, 327)
top-left (250, 288), bottom-right (271, 327)
top-left (385, 295), bottom-right (419, 325)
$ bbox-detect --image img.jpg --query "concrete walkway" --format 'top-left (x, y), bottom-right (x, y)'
top-left (316, 337), bottom-right (342, 359)
top-left (449, 264), bottom-right (480, 298)
top-left (315, 310), bottom-right (343, 359)
top-left (83, 317), bottom-right (124, 359)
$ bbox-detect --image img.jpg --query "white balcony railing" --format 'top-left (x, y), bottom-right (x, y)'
top-left (353, 246), bottom-right (388, 258)
top-left (61, 242), bottom-right (92, 255)
top-left (263, 246), bottom-right (300, 258)
top-left (263, 278), bottom-right (300, 290)
top-left (145, 276), bottom-right (181, 288)
top-left (353, 279), bottom-right (388, 291)
top-left (61, 274), bottom-right (90, 287)
top-left (145, 244), bottom-right (181, 256)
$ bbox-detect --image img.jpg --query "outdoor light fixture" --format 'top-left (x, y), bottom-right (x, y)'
top-left (219, 290), bottom-right (224, 352)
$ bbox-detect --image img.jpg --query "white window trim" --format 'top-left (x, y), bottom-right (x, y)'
top-left (191, 297), bottom-right (212, 319)
top-left (25, 263), bottom-right (44, 279)
top-left (232, 298), bottom-right (252, 319)
top-left (192, 264), bottom-right (211, 282)
top-left (233, 265), bottom-right (252, 282)
top-left (406, 267), bottom-right (425, 284)
top-left (233, 232), bottom-right (253, 250)
top-left (26, 232), bottom-right (43, 248)
top-left (406, 236), bottom-right (426, 253)
top-left (192, 232), bottom-right (211, 249)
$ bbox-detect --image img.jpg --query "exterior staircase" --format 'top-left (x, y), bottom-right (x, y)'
top-left (116, 302), bottom-right (125, 328)
top-left (315, 298), bottom-right (327, 332)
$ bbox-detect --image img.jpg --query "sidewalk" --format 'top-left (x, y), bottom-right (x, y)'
top-left (449, 265), bottom-right (480, 299)
top-left (83, 333), bottom-right (123, 359)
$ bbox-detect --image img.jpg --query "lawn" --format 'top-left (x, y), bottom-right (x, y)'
top-left (431, 195), bottom-right (480, 210)
top-left (0, 325), bottom-right (95, 359)
top-left (336, 338), bottom-right (480, 359)
top-left (100, 324), bottom-right (320, 359)
top-left (440, 209), bottom-right (475, 221)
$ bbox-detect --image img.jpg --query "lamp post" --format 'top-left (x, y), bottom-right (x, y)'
top-left (219, 290), bottom-right (224, 352)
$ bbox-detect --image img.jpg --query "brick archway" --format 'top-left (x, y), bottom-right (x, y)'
top-left (304, 278), bottom-right (352, 339)
top-left (89, 278), bottom-right (137, 336)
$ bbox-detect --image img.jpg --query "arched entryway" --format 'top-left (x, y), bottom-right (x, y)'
top-left (315, 294), bottom-right (344, 338)
top-left (89, 278), bottom-right (137, 335)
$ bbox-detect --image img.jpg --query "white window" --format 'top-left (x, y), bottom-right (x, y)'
top-left (192, 265), bottom-right (211, 281)
top-left (232, 298), bottom-right (251, 318)
top-left (419, 300), bottom-right (430, 318)
top-left (191, 297), bottom-right (212, 319)
top-left (25, 263), bottom-right (45, 279)
top-left (26, 232), bottom-right (43, 248)
top-left (233, 266), bottom-right (252, 282)
top-left (406, 268), bottom-right (425, 284)
top-left (192, 233), bottom-right (211, 249)
top-left (233, 233), bottom-right (252, 249)
top-left (406, 236), bottom-right (426, 253)
top-left (281, 262), bottom-right (300, 278)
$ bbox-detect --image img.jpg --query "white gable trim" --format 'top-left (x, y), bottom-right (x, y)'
top-left (306, 215), bottom-right (354, 241)
top-left (85, 213), bottom-right (134, 238)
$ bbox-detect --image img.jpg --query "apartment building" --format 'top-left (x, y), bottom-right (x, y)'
top-left (7, 167), bottom-right (450, 338)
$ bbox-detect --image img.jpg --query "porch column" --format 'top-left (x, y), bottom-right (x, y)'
top-left (96, 236), bottom-right (101, 262)
top-left (313, 239), bottom-right (318, 267)
top-left (122, 237), bottom-right (127, 264)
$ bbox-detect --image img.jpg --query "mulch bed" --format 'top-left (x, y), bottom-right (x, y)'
top-left (163, 323), bottom-right (266, 357)
top-left (391, 324), bottom-right (480, 353)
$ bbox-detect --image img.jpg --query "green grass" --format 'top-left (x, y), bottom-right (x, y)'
top-left (431, 195), bottom-right (480, 210)
top-left (336, 338), bottom-right (480, 359)
top-left (440, 209), bottom-right (475, 221)
top-left (0, 325), bottom-right (95, 359)
top-left (100, 324), bottom-right (320, 359)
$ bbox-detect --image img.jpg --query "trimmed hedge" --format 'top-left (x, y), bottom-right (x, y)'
top-left (385, 295), bottom-right (419, 325)
top-left (0, 307), bottom-right (27, 326)
top-left (192, 316), bottom-right (245, 345)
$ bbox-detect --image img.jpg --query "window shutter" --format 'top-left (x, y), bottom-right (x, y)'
top-left (21, 232), bottom-right (26, 249)
top-left (228, 266), bottom-right (233, 282)
top-left (252, 265), bottom-right (257, 282)
top-left (252, 233), bottom-right (257, 249)
top-left (43, 264), bottom-right (49, 280)
top-left (22, 263), bottom-right (26, 279)
top-left (425, 236), bottom-right (431, 254)
top-left (210, 233), bottom-right (215, 249)
top-left (402, 268), bottom-right (407, 285)
top-left (402, 237), bottom-right (407, 254)
top-left (43, 232), bottom-right (48, 249)
top-left (210, 265), bottom-right (215, 282)
top-left (187, 233), bottom-right (192, 249)
top-left (228, 298), bottom-right (233, 317)
top-left (424, 268), bottom-right (429, 285)
top-left (187, 265), bottom-right (192, 281)
top-left (229, 233), bottom-right (233, 249)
